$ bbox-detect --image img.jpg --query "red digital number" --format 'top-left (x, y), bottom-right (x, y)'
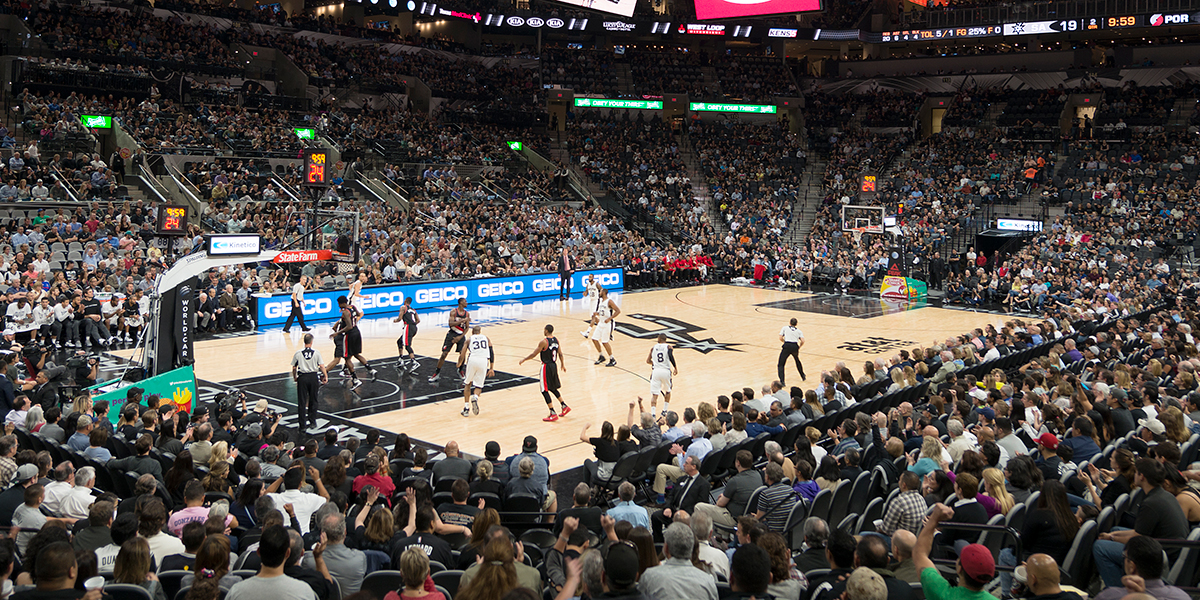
top-left (308, 164), bottom-right (325, 183)
top-left (163, 216), bottom-right (180, 231)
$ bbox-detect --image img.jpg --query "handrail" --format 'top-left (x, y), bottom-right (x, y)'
top-left (269, 175), bottom-right (304, 203)
top-left (47, 166), bottom-right (81, 203)
top-left (133, 165), bottom-right (171, 204)
top-left (164, 163), bottom-right (204, 207)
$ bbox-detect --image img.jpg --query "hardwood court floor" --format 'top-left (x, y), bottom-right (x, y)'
top-left (164, 286), bottom-right (998, 471)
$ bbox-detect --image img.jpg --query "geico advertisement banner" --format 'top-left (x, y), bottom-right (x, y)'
top-left (256, 268), bottom-right (624, 325)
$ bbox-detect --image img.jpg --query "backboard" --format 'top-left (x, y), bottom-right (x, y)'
top-left (841, 204), bottom-right (885, 234)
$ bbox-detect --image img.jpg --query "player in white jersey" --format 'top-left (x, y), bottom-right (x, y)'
top-left (580, 276), bottom-right (600, 338)
top-left (646, 333), bottom-right (678, 418)
top-left (778, 317), bottom-right (806, 384)
top-left (461, 325), bottom-right (494, 417)
top-left (348, 272), bottom-right (367, 312)
top-left (590, 288), bottom-right (620, 367)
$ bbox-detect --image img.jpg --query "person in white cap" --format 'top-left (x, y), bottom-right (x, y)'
top-left (1138, 417), bottom-right (1166, 446)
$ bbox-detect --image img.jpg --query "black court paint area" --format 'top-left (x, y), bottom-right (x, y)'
top-left (211, 355), bottom-right (538, 420)
top-left (757, 292), bottom-right (928, 319)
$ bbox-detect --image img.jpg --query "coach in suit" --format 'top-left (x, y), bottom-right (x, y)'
top-left (558, 248), bottom-right (574, 300)
top-left (650, 454), bottom-right (710, 541)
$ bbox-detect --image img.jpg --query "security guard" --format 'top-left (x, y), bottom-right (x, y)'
top-left (291, 333), bottom-right (328, 432)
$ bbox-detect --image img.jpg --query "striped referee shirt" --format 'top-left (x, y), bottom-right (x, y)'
top-left (292, 347), bottom-right (323, 373)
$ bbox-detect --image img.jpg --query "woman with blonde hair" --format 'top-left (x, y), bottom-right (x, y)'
top-left (456, 508), bottom-right (501, 569)
top-left (385, 546), bottom-right (446, 600)
top-left (886, 368), bottom-right (905, 394)
top-left (697, 401), bottom-right (716, 424)
top-left (903, 365), bottom-right (918, 387)
top-left (981, 467), bottom-right (1015, 517)
top-left (113, 537), bottom-right (167, 600)
top-left (455, 537), bottom-right (520, 600)
top-left (203, 462), bottom-right (235, 495)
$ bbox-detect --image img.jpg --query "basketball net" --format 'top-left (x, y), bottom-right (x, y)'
top-left (851, 227), bottom-right (867, 246)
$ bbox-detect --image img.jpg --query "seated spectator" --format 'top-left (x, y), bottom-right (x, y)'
top-left (113, 537), bottom-right (168, 600)
top-left (1093, 536), bottom-right (1187, 600)
top-left (73, 500), bottom-right (114, 553)
top-left (301, 512), bottom-right (364, 597)
top-left (159, 521), bottom-right (205, 572)
top-left (385, 547), bottom-right (445, 600)
top-left (226, 525), bottom-right (318, 600)
top-left (139, 498), bottom-right (184, 565)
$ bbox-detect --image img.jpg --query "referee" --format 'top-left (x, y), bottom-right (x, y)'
top-left (778, 317), bottom-right (806, 385)
top-left (283, 275), bottom-right (311, 333)
top-left (292, 333), bottom-right (328, 432)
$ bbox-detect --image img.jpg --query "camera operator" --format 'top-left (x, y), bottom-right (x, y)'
top-left (66, 352), bottom-right (100, 390)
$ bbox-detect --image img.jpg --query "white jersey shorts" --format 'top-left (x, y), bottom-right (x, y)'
top-left (650, 366), bottom-right (673, 395)
top-left (590, 320), bottom-right (614, 344)
top-left (464, 359), bottom-right (489, 388)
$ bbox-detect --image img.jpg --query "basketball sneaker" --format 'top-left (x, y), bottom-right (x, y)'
top-left (606, 358), bottom-right (617, 367)
top-left (543, 413), bottom-right (559, 422)
top-left (460, 406), bottom-right (470, 417)
top-left (560, 406), bottom-right (571, 417)
top-left (350, 378), bottom-right (363, 390)
top-left (471, 395), bottom-right (480, 415)
top-left (594, 356), bottom-right (605, 365)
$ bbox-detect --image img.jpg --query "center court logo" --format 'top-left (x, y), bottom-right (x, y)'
top-left (615, 314), bottom-right (740, 353)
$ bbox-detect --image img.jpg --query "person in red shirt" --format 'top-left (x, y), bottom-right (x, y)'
top-left (351, 454), bottom-right (395, 503)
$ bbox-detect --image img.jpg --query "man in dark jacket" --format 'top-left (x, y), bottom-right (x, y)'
top-left (73, 500), bottom-right (115, 553)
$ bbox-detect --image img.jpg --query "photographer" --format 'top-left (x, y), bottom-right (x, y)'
top-left (66, 352), bottom-right (99, 389)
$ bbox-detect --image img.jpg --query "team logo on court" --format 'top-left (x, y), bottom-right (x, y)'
top-left (836, 337), bottom-right (915, 355)
top-left (614, 314), bottom-right (741, 353)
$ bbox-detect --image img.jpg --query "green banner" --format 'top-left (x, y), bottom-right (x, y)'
top-left (90, 365), bottom-right (198, 425)
top-left (689, 102), bottom-right (777, 114)
top-left (574, 98), bottom-right (663, 110)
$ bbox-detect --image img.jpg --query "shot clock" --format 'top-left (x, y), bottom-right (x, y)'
top-left (155, 205), bottom-right (189, 236)
top-left (304, 150), bottom-right (329, 186)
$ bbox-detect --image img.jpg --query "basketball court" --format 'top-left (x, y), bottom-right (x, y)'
top-left (130, 284), bottom-right (997, 473)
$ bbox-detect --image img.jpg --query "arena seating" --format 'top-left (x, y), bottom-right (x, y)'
top-left (0, 3), bottom-right (1198, 600)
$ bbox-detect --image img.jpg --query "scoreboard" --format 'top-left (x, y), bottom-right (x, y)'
top-left (304, 150), bottom-right (329, 186)
top-left (156, 205), bottom-right (189, 236)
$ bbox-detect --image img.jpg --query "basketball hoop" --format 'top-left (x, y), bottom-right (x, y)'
top-left (851, 227), bottom-right (867, 246)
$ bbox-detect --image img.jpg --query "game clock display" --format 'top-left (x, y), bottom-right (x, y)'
top-left (304, 150), bottom-right (329, 186)
top-left (156, 205), bottom-right (189, 236)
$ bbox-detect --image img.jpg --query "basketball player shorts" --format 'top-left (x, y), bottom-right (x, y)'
top-left (540, 362), bottom-right (561, 392)
top-left (650, 366), bottom-right (673, 395)
top-left (590, 320), bottom-right (614, 344)
top-left (344, 327), bottom-right (363, 356)
top-left (464, 359), bottom-right (489, 388)
top-left (442, 330), bottom-right (465, 353)
top-left (333, 333), bottom-right (345, 358)
top-left (399, 323), bottom-right (417, 347)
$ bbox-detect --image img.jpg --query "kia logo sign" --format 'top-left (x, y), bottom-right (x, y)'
top-left (547, 17), bottom-right (564, 28)
top-left (527, 17), bottom-right (544, 26)
top-left (506, 16), bottom-right (524, 26)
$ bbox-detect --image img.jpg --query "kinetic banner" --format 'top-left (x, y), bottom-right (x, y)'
top-left (90, 365), bottom-right (198, 425)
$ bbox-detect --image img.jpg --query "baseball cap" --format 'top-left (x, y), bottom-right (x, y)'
top-left (485, 441), bottom-right (501, 459)
top-left (604, 542), bottom-right (640, 588)
top-left (976, 407), bottom-right (995, 421)
top-left (959, 543), bottom-right (996, 581)
top-left (254, 400), bottom-right (269, 413)
top-left (14, 464), bottom-right (38, 484)
top-left (1139, 417), bottom-right (1166, 436)
top-left (1035, 432), bottom-right (1059, 450)
top-left (127, 387), bottom-right (144, 399)
top-left (1, 330), bottom-right (12, 337)
top-left (246, 423), bottom-right (263, 438)
top-left (522, 436), bottom-right (538, 453)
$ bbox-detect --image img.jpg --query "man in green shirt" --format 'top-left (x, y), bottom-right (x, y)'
top-left (914, 503), bottom-right (998, 600)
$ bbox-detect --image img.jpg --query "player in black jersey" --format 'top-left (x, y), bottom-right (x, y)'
top-left (520, 324), bottom-right (570, 422)
top-left (393, 296), bottom-right (420, 373)
top-left (327, 296), bottom-right (377, 390)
